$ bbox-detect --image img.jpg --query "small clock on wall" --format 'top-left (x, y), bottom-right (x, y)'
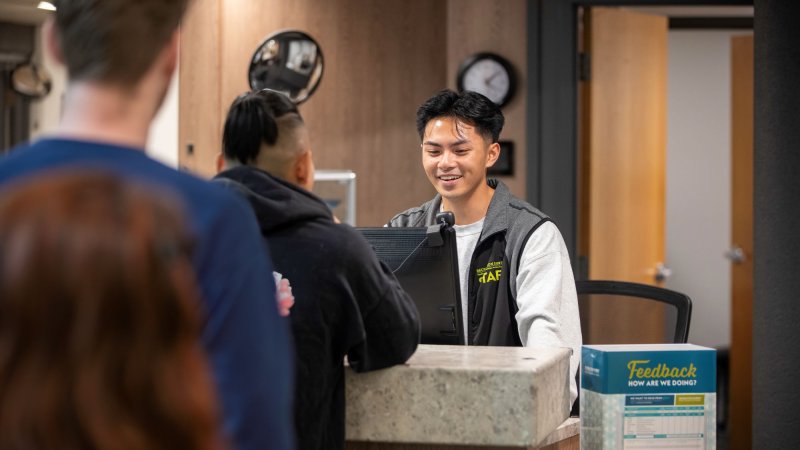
top-left (456, 52), bottom-right (517, 108)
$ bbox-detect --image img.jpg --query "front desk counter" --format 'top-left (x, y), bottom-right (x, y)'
top-left (345, 345), bottom-right (579, 450)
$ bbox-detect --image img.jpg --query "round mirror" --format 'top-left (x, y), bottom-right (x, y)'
top-left (248, 30), bottom-right (323, 105)
top-left (11, 63), bottom-right (52, 99)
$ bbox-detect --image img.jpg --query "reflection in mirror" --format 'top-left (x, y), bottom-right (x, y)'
top-left (248, 30), bottom-right (323, 104)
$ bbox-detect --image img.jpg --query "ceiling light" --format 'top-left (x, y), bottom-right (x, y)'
top-left (37, 1), bottom-right (56, 11)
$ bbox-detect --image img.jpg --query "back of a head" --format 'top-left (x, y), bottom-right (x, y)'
top-left (54, 0), bottom-right (189, 85)
top-left (222, 90), bottom-right (306, 176)
top-left (0, 172), bottom-right (222, 450)
top-left (416, 89), bottom-right (505, 144)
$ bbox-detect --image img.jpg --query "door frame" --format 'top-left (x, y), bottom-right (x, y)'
top-left (525, 0), bottom-right (753, 270)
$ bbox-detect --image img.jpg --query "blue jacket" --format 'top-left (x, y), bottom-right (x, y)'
top-left (0, 139), bottom-right (295, 450)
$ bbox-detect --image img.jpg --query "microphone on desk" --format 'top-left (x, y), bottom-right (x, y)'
top-left (427, 212), bottom-right (455, 247)
top-left (436, 211), bottom-right (455, 228)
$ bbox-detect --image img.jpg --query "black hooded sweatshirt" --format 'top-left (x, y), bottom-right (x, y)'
top-left (214, 166), bottom-right (420, 450)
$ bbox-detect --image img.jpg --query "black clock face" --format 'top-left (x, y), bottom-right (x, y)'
top-left (457, 53), bottom-right (516, 107)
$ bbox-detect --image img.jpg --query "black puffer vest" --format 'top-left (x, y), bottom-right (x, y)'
top-left (388, 179), bottom-right (550, 345)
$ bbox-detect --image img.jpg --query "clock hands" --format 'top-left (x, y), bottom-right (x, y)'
top-left (485, 70), bottom-right (501, 85)
top-left (457, 53), bottom-right (515, 107)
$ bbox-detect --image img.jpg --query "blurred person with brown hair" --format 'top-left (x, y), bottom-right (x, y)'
top-left (0, 1), bottom-right (294, 448)
top-left (0, 172), bottom-right (223, 450)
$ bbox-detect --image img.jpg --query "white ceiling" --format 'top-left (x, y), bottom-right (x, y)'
top-left (0, 0), bottom-right (52, 26)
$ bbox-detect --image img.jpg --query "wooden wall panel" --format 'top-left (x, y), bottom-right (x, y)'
top-left (446, 0), bottom-right (527, 199)
top-left (179, 0), bottom-right (221, 174)
top-left (183, 0), bottom-right (445, 226)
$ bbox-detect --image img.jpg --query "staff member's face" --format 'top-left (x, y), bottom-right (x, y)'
top-left (421, 116), bottom-right (499, 204)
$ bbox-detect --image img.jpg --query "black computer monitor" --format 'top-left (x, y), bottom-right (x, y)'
top-left (358, 221), bottom-right (464, 345)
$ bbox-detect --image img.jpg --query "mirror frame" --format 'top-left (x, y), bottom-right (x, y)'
top-left (247, 29), bottom-right (324, 105)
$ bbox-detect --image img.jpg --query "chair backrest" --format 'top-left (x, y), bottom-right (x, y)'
top-left (576, 280), bottom-right (692, 344)
top-left (570, 280), bottom-right (693, 417)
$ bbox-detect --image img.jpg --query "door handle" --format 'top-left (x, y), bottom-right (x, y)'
top-left (725, 245), bottom-right (747, 264)
top-left (654, 262), bottom-right (672, 282)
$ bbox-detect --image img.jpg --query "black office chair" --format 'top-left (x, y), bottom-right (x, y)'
top-left (571, 280), bottom-right (693, 417)
top-left (576, 280), bottom-right (692, 344)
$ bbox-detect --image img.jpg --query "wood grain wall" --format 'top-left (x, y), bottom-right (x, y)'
top-left (447, 0), bottom-right (527, 199)
top-left (180, 0), bottom-right (527, 225)
top-left (179, 0), bottom-right (221, 175)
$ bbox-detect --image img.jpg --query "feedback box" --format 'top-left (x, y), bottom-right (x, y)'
top-left (580, 344), bottom-right (716, 450)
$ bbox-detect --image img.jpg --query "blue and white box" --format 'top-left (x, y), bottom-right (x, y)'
top-left (580, 344), bottom-right (716, 450)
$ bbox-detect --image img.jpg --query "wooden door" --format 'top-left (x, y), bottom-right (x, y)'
top-left (579, 7), bottom-right (668, 344)
top-left (729, 33), bottom-right (753, 450)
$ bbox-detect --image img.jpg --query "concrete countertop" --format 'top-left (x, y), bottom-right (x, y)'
top-left (345, 344), bottom-right (573, 447)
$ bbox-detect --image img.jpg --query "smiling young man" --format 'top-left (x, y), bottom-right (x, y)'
top-left (388, 89), bottom-right (582, 405)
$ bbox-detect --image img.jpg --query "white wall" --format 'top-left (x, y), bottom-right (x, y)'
top-left (665, 30), bottom-right (747, 348)
top-left (29, 24), bottom-right (66, 140)
top-left (146, 66), bottom-right (180, 168)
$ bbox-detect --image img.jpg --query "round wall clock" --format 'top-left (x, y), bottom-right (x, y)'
top-left (456, 52), bottom-right (516, 108)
